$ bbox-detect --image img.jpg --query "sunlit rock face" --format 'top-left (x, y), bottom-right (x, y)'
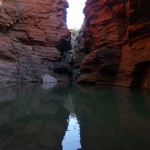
top-left (0, 0), bottom-right (71, 82)
top-left (77, 0), bottom-right (150, 88)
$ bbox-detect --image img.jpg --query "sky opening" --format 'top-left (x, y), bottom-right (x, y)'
top-left (67, 0), bottom-right (87, 29)
top-left (0, 0), bottom-right (2, 6)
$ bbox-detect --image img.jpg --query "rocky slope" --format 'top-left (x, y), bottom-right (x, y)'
top-left (0, 0), bottom-right (71, 82)
top-left (77, 0), bottom-right (150, 88)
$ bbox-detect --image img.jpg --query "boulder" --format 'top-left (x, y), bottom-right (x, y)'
top-left (42, 74), bottom-right (57, 83)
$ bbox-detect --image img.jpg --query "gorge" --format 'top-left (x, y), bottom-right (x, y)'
top-left (0, 1), bottom-right (150, 150)
top-left (0, 0), bottom-right (150, 88)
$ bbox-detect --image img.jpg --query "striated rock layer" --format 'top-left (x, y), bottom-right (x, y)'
top-left (77, 0), bottom-right (150, 88)
top-left (0, 0), bottom-right (71, 82)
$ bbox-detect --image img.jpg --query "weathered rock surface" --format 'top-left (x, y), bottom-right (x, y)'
top-left (115, 0), bottom-right (150, 88)
top-left (0, 0), bottom-right (71, 82)
top-left (78, 46), bottom-right (121, 85)
top-left (77, 0), bottom-right (150, 88)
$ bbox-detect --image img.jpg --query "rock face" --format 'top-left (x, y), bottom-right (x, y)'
top-left (0, 0), bottom-right (71, 82)
top-left (115, 0), bottom-right (150, 88)
top-left (77, 0), bottom-right (150, 88)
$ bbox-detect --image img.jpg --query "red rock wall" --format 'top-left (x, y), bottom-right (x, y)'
top-left (0, 0), bottom-right (71, 82)
top-left (115, 0), bottom-right (150, 88)
top-left (78, 0), bottom-right (150, 88)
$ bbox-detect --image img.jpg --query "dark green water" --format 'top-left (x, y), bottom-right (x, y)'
top-left (0, 83), bottom-right (150, 150)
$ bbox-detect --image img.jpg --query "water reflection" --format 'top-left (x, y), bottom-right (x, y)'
top-left (0, 83), bottom-right (150, 150)
top-left (62, 113), bottom-right (81, 150)
top-left (62, 93), bottom-right (81, 150)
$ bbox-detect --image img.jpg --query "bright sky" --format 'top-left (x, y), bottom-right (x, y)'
top-left (67, 0), bottom-right (87, 29)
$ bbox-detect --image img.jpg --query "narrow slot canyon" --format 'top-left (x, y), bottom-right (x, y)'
top-left (0, 0), bottom-right (149, 88)
top-left (0, 1), bottom-right (150, 150)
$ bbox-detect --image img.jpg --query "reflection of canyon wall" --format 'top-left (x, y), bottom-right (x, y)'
top-left (77, 0), bottom-right (150, 88)
top-left (74, 85), bottom-right (150, 150)
top-left (0, 84), bottom-right (69, 150)
top-left (0, 0), bottom-right (71, 82)
top-left (0, 83), bottom-right (150, 150)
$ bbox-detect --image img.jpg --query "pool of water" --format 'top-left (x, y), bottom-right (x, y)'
top-left (0, 83), bottom-right (150, 150)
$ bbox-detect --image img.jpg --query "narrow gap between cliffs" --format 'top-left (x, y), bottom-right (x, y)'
top-left (65, 0), bottom-right (87, 80)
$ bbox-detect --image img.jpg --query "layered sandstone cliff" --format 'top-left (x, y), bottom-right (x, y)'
top-left (0, 0), bottom-right (71, 82)
top-left (115, 0), bottom-right (150, 88)
top-left (77, 0), bottom-right (150, 88)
